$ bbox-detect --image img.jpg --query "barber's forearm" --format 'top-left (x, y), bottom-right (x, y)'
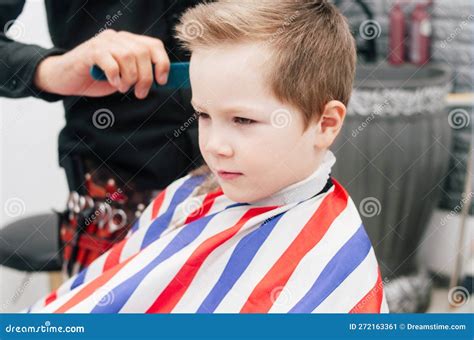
top-left (0, 36), bottom-right (65, 101)
top-left (0, 0), bottom-right (65, 101)
top-left (34, 54), bottom-right (62, 94)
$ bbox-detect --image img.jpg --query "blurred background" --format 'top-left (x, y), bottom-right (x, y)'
top-left (0, 0), bottom-right (472, 313)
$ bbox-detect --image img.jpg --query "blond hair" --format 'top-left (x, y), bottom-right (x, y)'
top-left (175, 0), bottom-right (356, 129)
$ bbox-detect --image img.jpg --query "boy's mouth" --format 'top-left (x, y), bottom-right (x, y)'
top-left (217, 170), bottom-right (243, 180)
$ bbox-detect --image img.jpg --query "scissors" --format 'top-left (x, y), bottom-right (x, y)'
top-left (90, 62), bottom-right (190, 90)
top-left (108, 208), bottom-right (128, 233)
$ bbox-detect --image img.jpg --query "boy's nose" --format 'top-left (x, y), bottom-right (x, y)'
top-left (204, 130), bottom-right (234, 158)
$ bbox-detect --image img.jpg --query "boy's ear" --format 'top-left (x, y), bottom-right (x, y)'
top-left (314, 100), bottom-right (346, 149)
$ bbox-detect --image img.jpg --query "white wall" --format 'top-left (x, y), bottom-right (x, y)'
top-left (0, 0), bottom-right (69, 312)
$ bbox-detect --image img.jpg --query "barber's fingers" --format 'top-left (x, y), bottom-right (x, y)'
top-left (110, 45), bottom-right (139, 93)
top-left (114, 37), bottom-right (154, 98)
top-left (91, 52), bottom-right (121, 89)
top-left (134, 50), bottom-right (154, 98)
top-left (91, 31), bottom-right (170, 96)
top-left (135, 35), bottom-right (170, 85)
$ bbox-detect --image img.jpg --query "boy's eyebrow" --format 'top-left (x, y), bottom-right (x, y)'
top-left (191, 99), bottom-right (262, 115)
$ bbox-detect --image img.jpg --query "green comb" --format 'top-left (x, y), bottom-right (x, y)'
top-left (90, 62), bottom-right (190, 90)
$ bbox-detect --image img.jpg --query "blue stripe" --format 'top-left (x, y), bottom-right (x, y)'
top-left (91, 215), bottom-right (215, 313)
top-left (130, 220), bottom-right (139, 233)
top-left (90, 203), bottom-right (240, 313)
top-left (227, 203), bottom-right (249, 209)
top-left (71, 267), bottom-right (87, 289)
top-left (141, 175), bottom-right (206, 249)
top-left (289, 225), bottom-right (372, 313)
top-left (71, 176), bottom-right (204, 290)
top-left (197, 213), bottom-right (285, 313)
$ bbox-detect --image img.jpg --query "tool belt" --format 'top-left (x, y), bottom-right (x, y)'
top-left (60, 157), bottom-right (158, 277)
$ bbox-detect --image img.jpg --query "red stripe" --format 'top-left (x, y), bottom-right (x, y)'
top-left (240, 180), bottom-right (348, 313)
top-left (101, 189), bottom-right (223, 272)
top-left (103, 238), bottom-right (127, 271)
top-left (151, 190), bottom-right (166, 219)
top-left (349, 267), bottom-right (384, 313)
top-left (44, 291), bottom-right (57, 306)
top-left (146, 206), bottom-right (278, 313)
top-left (54, 187), bottom-right (223, 313)
top-left (54, 253), bottom-right (138, 313)
top-left (184, 188), bottom-right (223, 225)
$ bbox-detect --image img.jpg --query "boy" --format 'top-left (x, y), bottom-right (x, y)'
top-left (29, 0), bottom-right (388, 313)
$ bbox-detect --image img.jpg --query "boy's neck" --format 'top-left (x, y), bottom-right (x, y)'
top-left (249, 150), bottom-right (336, 207)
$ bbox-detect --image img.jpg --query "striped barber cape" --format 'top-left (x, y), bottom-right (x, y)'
top-left (28, 154), bottom-right (388, 313)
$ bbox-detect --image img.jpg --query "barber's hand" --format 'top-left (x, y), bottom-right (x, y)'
top-left (34, 30), bottom-right (170, 99)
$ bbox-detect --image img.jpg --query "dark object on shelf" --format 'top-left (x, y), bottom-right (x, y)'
top-left (0, 212), bottom-right (62, 272)
top-left (334, 0), bottom-right (377, 62)
top-left (384, 271), bottom-right (433, 313)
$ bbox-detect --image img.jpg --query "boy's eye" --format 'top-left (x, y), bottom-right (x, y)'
top-left (233, 117), bottom-right (255, 125)
top-left (195, 111), bottom-right (255, 125)
top-left (195, 111), bottom-right (210, 119)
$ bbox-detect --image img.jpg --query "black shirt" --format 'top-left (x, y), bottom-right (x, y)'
top-left (0, 0), bottom-right (203, 191)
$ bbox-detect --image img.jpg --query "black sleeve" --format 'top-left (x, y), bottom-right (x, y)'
top-left (0, 0), bottom-right (65, 101)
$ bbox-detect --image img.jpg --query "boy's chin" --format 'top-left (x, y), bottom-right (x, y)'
top-left (220, 185), bottom-right (267, 204)
top-left (221, 188), bottom-right (246, 203)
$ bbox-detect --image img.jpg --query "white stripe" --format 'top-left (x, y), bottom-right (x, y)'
top-left (57, 274), bottom-right (76, 296)
top-left (64, 221), bottom-right (186, 312)
top-left (214, 188), bottom-right (334, 312)
top-left (174, 200), bottom-right (306, 312)
top-left (29, 175), bottom-right (208, 312)
top-left (159, 186), bottom-right (206, 236)
top-left (57, 185), bottom-right (225, 312)
top-left (84, 251), bottom-right (107, 282)
top-left (119, 206), bottom-right (249, 312)
top-left (28, 299), bottom-right (48, 313)
top-left (172, 243), bottom-right (240, 312)
top-left (40, 199), bottom-right (188, 313)
top-left (30, 272), bottom-right (78, 312)
top-left (124, 194), bottom-right (154, 239)
top-left (119, 175), bottom-right (193, 262)
top-left (269, 198), bottom-right (360, 312)
top-left (312, 247), bottom-right (378, 313)
top-left (159, 190), bottom-right (228, 239)
top-left (380, 289), bottom-right (390, 313)
top-left (56, 176), bottom-right (195, 312)
top-left (153, 174), bottom-right (193, 221)
top-left (32, 288), bottom-right (82, 313)
top-left (120, 202), bottom-right (153, 262)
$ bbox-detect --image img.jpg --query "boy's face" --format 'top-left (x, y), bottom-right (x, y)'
top-left (189, 42), bottom-right (325, 203)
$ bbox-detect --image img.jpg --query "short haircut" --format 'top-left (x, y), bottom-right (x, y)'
top-left (176, 0), bottom-right (356, 129)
